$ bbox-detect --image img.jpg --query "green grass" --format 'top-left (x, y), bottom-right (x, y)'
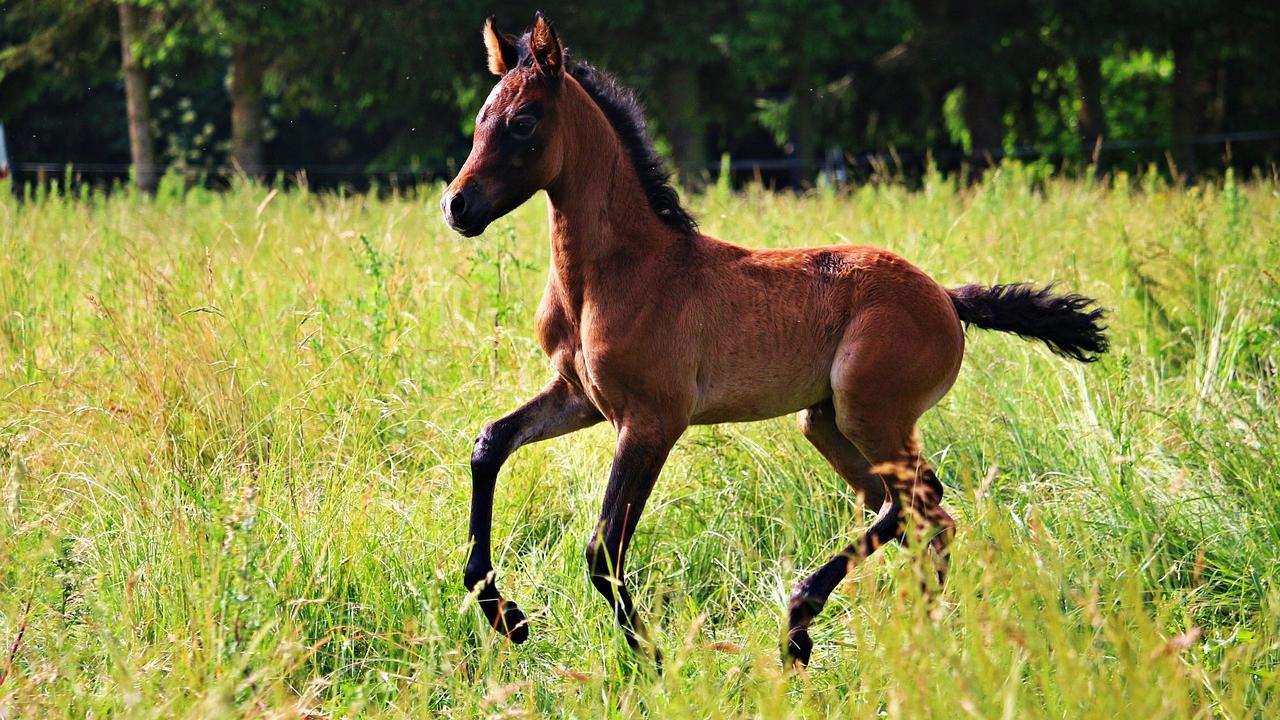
top-left (1, 166), bottom-right (1278, 718)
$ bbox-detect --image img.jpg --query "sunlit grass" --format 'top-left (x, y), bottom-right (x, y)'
top-left (1, 166), bottom-right (1278, 717)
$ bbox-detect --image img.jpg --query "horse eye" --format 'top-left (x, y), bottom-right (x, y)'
top-left (509, 115), bottom-right (537, 140)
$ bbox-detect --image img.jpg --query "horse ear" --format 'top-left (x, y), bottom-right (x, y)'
top-left (529, 12), bottom-right (562, 76)
top-left (483, 16), bottom-right (518, 76)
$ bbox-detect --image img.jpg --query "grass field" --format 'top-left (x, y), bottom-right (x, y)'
top-left (1, 166), bottom-right (1279, 718)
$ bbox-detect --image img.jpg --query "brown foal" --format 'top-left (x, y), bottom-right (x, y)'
top-left (442, 14), bottom-right (1108, 667)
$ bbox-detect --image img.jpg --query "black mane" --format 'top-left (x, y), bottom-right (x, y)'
top-left (507, 29), bottom-right (697, 236)
top-left (566, 61), bottom-right (699, 236)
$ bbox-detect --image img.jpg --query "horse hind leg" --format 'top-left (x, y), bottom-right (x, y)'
top-left (784, 490), bottom-right (905, 667)
top-left (798, 402), bottom-right (956, 576)
top-left (796, 400), bottom-right (887, 511)
top-left (831, 299), bottom-right (961, 592)
top-left (786, 402), bottom-right (898, 665)
top-left (872, 430), bottom-right (956, 592)
top-left (786, 412), bottom-right (956, 667)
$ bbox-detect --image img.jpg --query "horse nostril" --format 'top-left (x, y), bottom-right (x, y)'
top-left (449, 192), bottom-right (467, 218)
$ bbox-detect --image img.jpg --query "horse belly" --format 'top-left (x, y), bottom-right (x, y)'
top-left (688, 280), bottom-right (849, 424)
top-left (689, 342), bottom-right (835, 424)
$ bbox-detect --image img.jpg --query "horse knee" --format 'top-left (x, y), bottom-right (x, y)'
top-left (471, 420), bottom-right (515, 476)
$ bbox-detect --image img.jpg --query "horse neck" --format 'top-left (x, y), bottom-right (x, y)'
top-left (544, 80), bottom-right (678, 299)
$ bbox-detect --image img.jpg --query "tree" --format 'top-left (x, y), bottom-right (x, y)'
top-left (1041, 1), bottom-right (1125, 167)
top-left (922, 1), bottom-right (1045, 160)
top-left (268, 1), bottom-right (481, 172)
top-left (3, 0), bottom-right (1278, 188)
top-left (0, 0), bottom-right (158, 191)
top-left (227, 42), bottom-right (264, 177)
top-left (730, 0), bottom-right (857, 185)
top-left (173, 2), bottom-right (306, 179)
top-left (1168, 7), bottom-right (1218, 178)
top-left (1132, 0), bottom-right (1229, 178)
top-left (561, 0), bottom-right (734, 187)
top-left (118, 1), bottom-right (158, 191)
top-left (0, 0), bottom-right (129, 179)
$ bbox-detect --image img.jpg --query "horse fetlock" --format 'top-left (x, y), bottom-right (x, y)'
top-left (788, 590), bottom-right (826, 623)
top-left (462, 562), bottom-right (494, 593)
top-left (494, 598), bottom-right (530, 643)
top-left (468, 580), bottom-right (529, 642)
top-left (588, 570), bottom-right (612, 592)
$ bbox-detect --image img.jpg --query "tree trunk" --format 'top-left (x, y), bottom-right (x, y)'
top-left (653, 62), bottom-right (707, 190)
top-left (962, 79), bottom-right (1004, 165)
top-left (1012, 83), bottom-right (1038, 155)
top-left (1208, 60), bottom-right (1227, 137)
top-left (230, 43), bottom-right (265, 179)
top-left (790, 71), bottom-right (818, 188)
top-left (118, 1), bottom-right (157, 193)
top-left (1076, 54), bottom-right (1106, 168)
top-left (1170, 27), bottom-right (1199, 179)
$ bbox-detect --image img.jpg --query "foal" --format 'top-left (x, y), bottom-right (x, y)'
top-left (442, 14), bottom-right (1107, 667)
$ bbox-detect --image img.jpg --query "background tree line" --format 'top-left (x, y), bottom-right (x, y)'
top-left (2, 0), bottom-right (1278, 192)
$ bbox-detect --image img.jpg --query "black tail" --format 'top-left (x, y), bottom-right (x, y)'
top-left (948, 283), bottom-right (1109, 362)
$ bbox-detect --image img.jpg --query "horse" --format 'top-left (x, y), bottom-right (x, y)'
top-left (441, 13), bottom-right (1107, 667)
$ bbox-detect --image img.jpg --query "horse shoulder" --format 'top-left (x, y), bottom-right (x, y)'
top-left (535, 284), bottom-right (583, 379)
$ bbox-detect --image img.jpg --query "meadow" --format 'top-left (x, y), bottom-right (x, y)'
top-left (1, 166), bottom-right (1278, 718)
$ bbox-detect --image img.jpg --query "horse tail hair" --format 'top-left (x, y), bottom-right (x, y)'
top-left (948, 283), bottom-right (1109, 362)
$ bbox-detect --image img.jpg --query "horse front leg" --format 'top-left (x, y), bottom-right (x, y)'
top-left (585, 417), bottom-right (684, 660)
top-left (465, 377), bottom-right (602, 642)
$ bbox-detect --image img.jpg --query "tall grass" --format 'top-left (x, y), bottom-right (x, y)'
top-left (1, 166), bottom-right (1278, 717)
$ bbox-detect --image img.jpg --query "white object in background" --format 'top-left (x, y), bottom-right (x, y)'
top-left (0, 123), bottom-right (9, 178)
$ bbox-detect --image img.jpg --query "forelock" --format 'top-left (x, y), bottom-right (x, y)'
top-left (477, 74), bottom-right (526, 124)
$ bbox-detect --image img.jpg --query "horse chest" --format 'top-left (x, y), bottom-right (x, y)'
top-left (535, 293), bottom-right (608, 404)
top-left (535, 294), bottom-right (663, 419)
top-left (535, 292), bottom-right (578, 366)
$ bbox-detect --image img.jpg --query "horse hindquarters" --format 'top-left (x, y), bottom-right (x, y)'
top-left (786, 280), bottom-right (963, 666)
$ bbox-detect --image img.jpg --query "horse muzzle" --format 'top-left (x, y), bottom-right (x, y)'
top-left (440, 185), bottom-right (493, 237)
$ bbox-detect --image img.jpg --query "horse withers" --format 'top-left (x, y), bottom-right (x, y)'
top-left (441, 13), bottom-right (1107, 667)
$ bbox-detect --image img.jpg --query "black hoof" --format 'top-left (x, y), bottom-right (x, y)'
top-left (785, 629), bottom-right (813, 668)
top-left (495, 600), bottom-right (529, 643)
